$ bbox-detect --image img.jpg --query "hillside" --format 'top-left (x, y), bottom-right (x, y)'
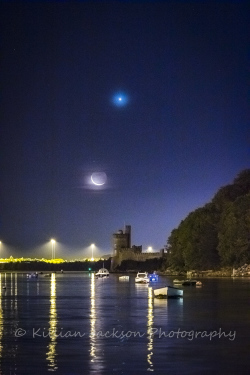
top-left (167, 169), bottom-right (250, 270)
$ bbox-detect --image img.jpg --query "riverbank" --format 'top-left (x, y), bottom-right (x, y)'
top-left (0, 259), bottom-right (111, 272)
top-left (163, 268), bottom-right (233, 277)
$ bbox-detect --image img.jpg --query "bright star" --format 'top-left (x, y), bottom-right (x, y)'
top-left (112, 92), bottom-right (128, 107)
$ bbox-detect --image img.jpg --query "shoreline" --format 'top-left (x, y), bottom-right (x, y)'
top-left (0, 270), bottom-right (249, 278)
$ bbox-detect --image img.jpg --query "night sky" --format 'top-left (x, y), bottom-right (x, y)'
top-left (1, 1), bottom-right (249, 258)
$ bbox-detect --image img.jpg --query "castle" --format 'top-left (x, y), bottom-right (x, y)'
top-left (111, 225), bottom-right (165, 270)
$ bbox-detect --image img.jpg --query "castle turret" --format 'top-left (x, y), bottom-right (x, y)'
top-left (113, 229), bottom-right (130, 255)
top-left (111, 225), bottom-right (141, 270)
top-left (124, 225), bottom-right (131, 248)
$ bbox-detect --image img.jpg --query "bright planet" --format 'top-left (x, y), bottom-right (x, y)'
top-left (112, 93), bottom-right (128, 106)
top-left (91, 172), bottom-right (107, 186)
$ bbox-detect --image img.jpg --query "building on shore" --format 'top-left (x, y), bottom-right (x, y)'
top-left (111, 225), bottom-right (165, 270)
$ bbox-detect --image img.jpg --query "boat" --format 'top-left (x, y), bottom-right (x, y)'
top-left (148, 272), bottom-right (159, 282)
top-left (95, 268), bottom-right (109, 278)
top-left (135, 272), bottom-right (149, 283)
top-left (154, 286), bottom-right (183, 299)
top-left (196, 281), bottom-right (202, 286)
top-left (27, 273), bottom-right (38, 279)
top-left (173, 279), bottom-right (185, 285)
top-left (119, 276), bottom-right (129, 281)
top-left (182, 279), bottom-right (197, 286)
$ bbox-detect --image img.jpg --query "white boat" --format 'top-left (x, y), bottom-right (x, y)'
top-left (154, 286), bottom-right (183, 298)
top-left (119, 276), bottom-right (129, 281)
top-left (95, 268), bottom-right (109, 278)
top-left (27, 273), bottom-right (38, 279)
top-left (173, 279), bottom-right (184, 284)
top-left (135, 272), bottom-right (149, 283)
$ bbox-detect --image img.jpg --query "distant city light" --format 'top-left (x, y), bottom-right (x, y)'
top-left (148, 246), bottom-right (152, 252)
top-left (91, 244), bottom-right (95, 261)
top-left (51, 239), bottom-right (56, 259)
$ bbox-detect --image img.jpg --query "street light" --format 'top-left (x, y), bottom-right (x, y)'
top-left (91, 244), bottom-right (95, 261)
top-left (51, 239), bottom-right (56, 260)
top-left (148, 246), bottom-right (152, 253)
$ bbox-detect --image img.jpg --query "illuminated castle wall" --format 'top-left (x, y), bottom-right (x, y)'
top-left (111, 225), bottom-right (164, 270)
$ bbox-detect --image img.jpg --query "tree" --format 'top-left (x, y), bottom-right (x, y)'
top-left (218, 194), bottom-right (250, 266)
top-left (168, 204), bottom-right (219, 270)
top-left (167, 169), bottom-right (250, 270)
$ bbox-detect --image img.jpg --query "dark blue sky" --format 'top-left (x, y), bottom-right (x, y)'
top-left (1, 1), bottom-right (249, 258)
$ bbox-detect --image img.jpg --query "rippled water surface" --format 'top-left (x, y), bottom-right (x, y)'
top-left (0, 272), bottom-right (249, 374)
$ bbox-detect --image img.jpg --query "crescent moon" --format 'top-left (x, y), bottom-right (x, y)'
top-left (91, 172), bottom-right (107, 186)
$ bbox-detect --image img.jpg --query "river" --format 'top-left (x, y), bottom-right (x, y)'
top-left (0, 272), bottom-right (249, 374)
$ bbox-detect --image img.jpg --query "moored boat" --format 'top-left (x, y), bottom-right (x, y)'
top-left (27, 273), bottom-right (38, 279)
top-left (119, 275), bottom-right (129, 281)
top-left (173, 279), bottom-right (185, 285)
top-left (182, 279), bottom-right (197, 286)
top-left (149, 272), bottom-right (159, 282)
top-left (154, 286), bottom-right (183, 298)
top-left (135, 272), bottom-right (149, 283)
top-left (95, 268), bottom-right (109, 278)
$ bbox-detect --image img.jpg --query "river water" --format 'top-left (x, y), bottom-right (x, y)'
top-left (0, 272), bottom-right (249, 374)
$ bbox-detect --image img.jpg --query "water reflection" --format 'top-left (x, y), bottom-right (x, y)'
top-left (90, 273), bottom-right (96, 361)
top-left (10, 273), bottom-right (18, 311)
top-left (11, 273), bottom-right (18, 374)
top-left (10, 272), bottom-right (13, 297)
top-left (0, 274), bottom-right (3, 361)
top-left (46, 273), bottom-right (58, 371)
top-left (147, 287), bottom-right (154, 372)
top-left (153, 295), bottom-right (183, 325)
top-left (89, 273), bottom-right (105, 373)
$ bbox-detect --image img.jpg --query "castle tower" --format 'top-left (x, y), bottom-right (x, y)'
top-left (124, 225), bottom-right (131, 248)
top-left (111, 225), bottom-right (141, 271)
top-left (113, 229), bottom-right (130, 256)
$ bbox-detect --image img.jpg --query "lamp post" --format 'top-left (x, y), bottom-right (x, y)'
top-left (51, 239), bottom-right (56, 260)
top-left (91, 244), bottom-right (95, 261)
top-left (148, 246), bottom-right (152, 253)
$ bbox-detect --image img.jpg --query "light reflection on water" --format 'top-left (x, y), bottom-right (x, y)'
top-left (46, 273), bottom-right (58, 371)
top-left (0, 274), bottom-right (248, 374)
top-left (147, 287), bottom-right (154, 372)
top-left (89, 272), bottom-right (96, 361)
top-left (89, 273), bottom-right (106, 374)
top-left (0, 274), bottom-right (3, 359)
